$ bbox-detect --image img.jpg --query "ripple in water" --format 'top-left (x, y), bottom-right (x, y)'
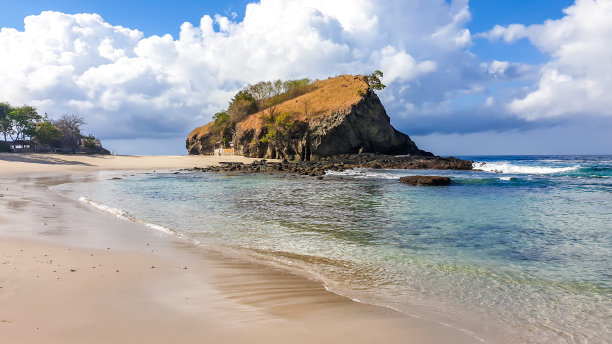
top-left (54, 155), bottom-right (612, 344)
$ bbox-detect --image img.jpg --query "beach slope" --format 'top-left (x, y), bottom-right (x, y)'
top-left (0, 153), bottom-right (481, 343)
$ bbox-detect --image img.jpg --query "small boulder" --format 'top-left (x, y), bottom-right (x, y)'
top-left (399, 176), bottom-right (451, 186)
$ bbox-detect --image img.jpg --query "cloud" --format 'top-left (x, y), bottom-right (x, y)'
top-left (7, 0), bottom-right (603, 154)
top-left (482, 0), bottom-right (612, 120)
top-left (378, 46), bottom-right (437, 84)
top-left (479, 24), bottom-right (528, 43)
top-left (0, 0), bottom-right (483, 148)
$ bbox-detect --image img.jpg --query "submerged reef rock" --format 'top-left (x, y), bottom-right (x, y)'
top-left (399, 176), bottom-right (452, 186)
top-left (187, 75), bottom-right (431, 160)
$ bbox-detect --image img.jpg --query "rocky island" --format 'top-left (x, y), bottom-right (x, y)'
top-left (186, 74), bottom-right (472, 173)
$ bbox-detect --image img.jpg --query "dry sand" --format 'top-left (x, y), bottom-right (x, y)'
top-left (0, 152), bottom-right (256, 176)
top-left (0, 153), bottom-right (483, 343)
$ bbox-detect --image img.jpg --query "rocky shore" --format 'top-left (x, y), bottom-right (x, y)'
top-left (192, 153), bottom-right (472, 177)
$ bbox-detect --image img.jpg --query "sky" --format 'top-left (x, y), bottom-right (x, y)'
top-left (1, 0), bottom-right (610, 156)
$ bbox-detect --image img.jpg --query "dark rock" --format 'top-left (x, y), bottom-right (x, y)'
top-left (232, 91), bottom-right (432, 160)
top-left (190, 154), bottom-right (471, 178)
top-left (399, 176), bottom-right (451, 186)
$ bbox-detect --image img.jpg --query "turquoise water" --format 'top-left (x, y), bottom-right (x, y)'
top-left (55, 155), bottom-right (612, 343)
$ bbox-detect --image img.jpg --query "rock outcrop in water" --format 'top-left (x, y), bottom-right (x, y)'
top-left (192, 154), bottom-right (472, 177)
top-left (399, 176), bottom-right (452, 186)
top-left (187, 75), bottom-right (432, 160)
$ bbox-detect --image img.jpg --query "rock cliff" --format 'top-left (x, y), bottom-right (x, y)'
top-left (186, 122), bottom-right (216, 157)
top-left (186, 75), bottom-right (431, 160)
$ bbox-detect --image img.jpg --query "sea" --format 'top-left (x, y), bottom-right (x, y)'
top-left (52, 155), bottom-right (612, 344)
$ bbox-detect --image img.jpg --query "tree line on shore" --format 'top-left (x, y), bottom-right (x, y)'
top-left (0, 102), bottom-right (102, 153)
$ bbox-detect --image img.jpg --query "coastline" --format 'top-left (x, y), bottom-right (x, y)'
top-left (0, 153), bottom-right (483, 343)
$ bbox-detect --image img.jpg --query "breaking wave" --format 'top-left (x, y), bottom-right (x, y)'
top-left (324, 168), bottom-right (400, 179)
top-left (473, 162), bottom-right (580, 174)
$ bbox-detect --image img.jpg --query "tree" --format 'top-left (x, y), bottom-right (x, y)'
top-left (0, 102), bottom-right (13, 142)
top-left (365, 70), bottom-right (386, 90)
top-left (54, 114), bottom-right (85, 153)
top-left (228, 90), bottom-right (258, 123)
top-left (212, 111), bottom-right (231, 129)
top-left (34, 120), bottom-right (63, 148)
top-left (231, 90), bottom-right (257, 105)
top-left (260, 112), bottom-right (295, 145)
top-left (211, 111), bottom-right (234, 146)
top-left (245, 81), bottom-right (274, 102)
top-left (8, 105), bottom-right (41, 149)
top-left (81, 134), bottom-right (97, 151)
top-left (241, 78), bottom-right (314, 115)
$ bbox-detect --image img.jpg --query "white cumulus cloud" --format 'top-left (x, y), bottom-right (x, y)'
top-left (0, 0), bottom-right (513, 153)
top-left (484, 0), bottom-right (612, 120)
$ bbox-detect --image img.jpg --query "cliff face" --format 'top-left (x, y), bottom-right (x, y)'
top-left (186, 75), bottom-right (432, 160)
top-left (186, 122), bottom-right (215, 156)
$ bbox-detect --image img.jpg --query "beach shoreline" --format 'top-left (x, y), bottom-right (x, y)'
top-left (0, 153), bottom-right (483, 343)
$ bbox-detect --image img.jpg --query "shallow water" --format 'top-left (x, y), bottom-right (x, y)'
top-left (54, 155), bottom-right (612, 343)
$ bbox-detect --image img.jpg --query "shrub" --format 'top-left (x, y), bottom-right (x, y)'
top-left (35, 121), bottom-right (62, 147)
top-left (82, 135), bottom-right (97, 149)
top-left (365, 70), bottom-right (386, 90)
top-left (0, 141), bottom-right (12, 152)
top-left (260, 112), bottom-right (295, 144)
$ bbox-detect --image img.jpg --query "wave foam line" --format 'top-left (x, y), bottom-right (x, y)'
top-left (325, 169), bottom-right (399, 180)
top-left (79, 196), bottom-right (175, 236)
top-left (473, 162), bottom-right (580, 174)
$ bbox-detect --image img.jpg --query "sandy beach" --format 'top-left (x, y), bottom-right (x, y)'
top-left (0, 153), bottom-right (482, 344)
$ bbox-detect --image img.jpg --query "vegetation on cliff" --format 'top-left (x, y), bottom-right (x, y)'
top-left (188, 78), bottom-right (314, 150)
top-left (187, 72), bottom-right (430, 160)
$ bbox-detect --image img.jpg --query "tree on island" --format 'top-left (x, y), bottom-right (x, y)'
top-left (365, 70), bottom-right (386, 90)
top-left (54, 114), bottom-right (85, 153)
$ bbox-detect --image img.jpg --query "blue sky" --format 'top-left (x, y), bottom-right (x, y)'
top-left (1, 0), bottom-right (611, 155)
top-left (0, 0), bottom-right (253, 38)
top-left (468, 0), bottom-right (574, 64)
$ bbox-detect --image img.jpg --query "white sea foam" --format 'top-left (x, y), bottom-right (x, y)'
top-left (324, 168), bottom-right (399, 180)
top-left (143, 222), bottom-right (176, 235)
top-left (79, 196), bottom-right (129, 219)
top-left (473, 162), bottom-right (580, 174)
top-left (79, 196), bottom-right (176, 236)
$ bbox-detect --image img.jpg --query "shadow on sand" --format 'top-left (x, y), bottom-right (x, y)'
top-left (0, 153), bottom-right (94, 166)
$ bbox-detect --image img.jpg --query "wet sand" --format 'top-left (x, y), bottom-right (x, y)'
top-left (0, 153), bottom-right (483, 343)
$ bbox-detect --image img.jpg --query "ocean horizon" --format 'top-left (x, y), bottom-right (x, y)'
top-left (53, 154), bottom-right (612, 344)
